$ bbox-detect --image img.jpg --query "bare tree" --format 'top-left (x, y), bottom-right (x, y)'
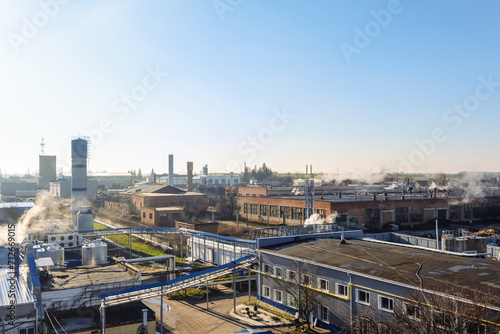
top-left (351, 287), bottom-right (499, 334)
top-left (278, 261), bottom-right (323, 330)
top-left (216, 187), bottom-right (239, 220)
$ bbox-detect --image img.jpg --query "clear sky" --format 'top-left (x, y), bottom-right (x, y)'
top-left (1, 1), bottom-right (499, 176)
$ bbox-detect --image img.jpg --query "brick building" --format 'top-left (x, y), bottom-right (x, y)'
top-left (141, 207), bottom-right (185, 227)
top-left (175, 221), bottom-right (219, 234)
top-left (237, 186), bottom-right (500, 228)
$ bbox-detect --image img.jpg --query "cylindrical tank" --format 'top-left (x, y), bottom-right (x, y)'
top-left (470, 237), bottom-right (487, 253)
top-left (455, 237), bottom-right (468, 253)
top-left (442, 237), bottom-right (453, 251)
top-left (35, 243), bottom-right (65, 269)
top-left (81, 239), bottom-right (107, 265)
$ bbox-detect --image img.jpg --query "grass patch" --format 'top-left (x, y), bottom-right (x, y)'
top-left (93, 222), bottom-right (185, 262)
top-left (168, 286), bottom-right (222, 300)
top-left (244, 298), bottom-right (294, 322)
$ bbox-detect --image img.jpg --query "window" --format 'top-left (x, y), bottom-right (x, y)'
top-left (262, 263), bottom-right (270, 273)
top-left (275, 290), bottom-right (283, 303)
top-left (262, 285), bottom-right (270, 298)
top-left (291, 207), bottom-right (302, 220)
top-left (270, 205), bottom-right (280, 217)
top-left (274, 267), bottom-right (283, 277)
top-left (357, 290), bottom-right (370, 304)
top-left (316, 209), bottom-right (326, 219)
top-left (379, 296), bottom-right (394, 312)
top-left (450, 205), bottom-right (460, 220)
top-left (365, 208), bottom-right (380, 227)
top-left (318, 305), bottom-right (329, 322)
top-left (149, 213), bottom-right (153, 219)
top-left (303, 274), bottom-right (312, 286)
top-left (336, 283), bottom-right (348, 297)
top-left (281, 206), bottom-right (290, 219)
top-left (20, 329), bottom-right (35, 334)
top-left (437, 208), bottom-right (447, 219)
top-left (288, 294), bottom-right (298, 309)
top-left (405, 303), bottom-right (421, 319)
top-left (318, 278), bottom-right (329, 291)
top-left (395, 207), bottom-right (408, 223)
top-left (142, 212), bottom-right (146, 218)
top-left (250, 204), bottom-right (259, 215)
top-left (260, 205), bottom-right (268, 216)
top-left (335, 213), bottom-right (348, 223)
top-left (287, 270), bottom-right (296, 281)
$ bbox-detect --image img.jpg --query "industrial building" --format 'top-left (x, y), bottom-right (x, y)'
top-left (89, 172), bottom-right (133, 190)
top-left (49, 178), bottom-right (97, 199)
top-left (0, 202), bottom-right (35, 223)
top-left (38, 155), bottom-right (56, 189)
top-left (0, 182), bottom-right (38, 201)
top-left (256, 233), bottom-right (500, 332)
top-left (237, 185), bottom-right (500, 228)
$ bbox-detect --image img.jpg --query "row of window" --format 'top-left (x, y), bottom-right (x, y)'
top-left (243, 205), bottom-right (328, 220)
top-left (262, 264), bottom-right (349, 297)
top-left (261, 285), bottom-right (330, 322)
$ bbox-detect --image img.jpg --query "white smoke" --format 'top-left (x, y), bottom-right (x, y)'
top-left (320, 170), bottom-right (388, 185)
top-left (0, 191), bottom-right (72, 245)
top-left (304, 212), bottom-right (339, 225)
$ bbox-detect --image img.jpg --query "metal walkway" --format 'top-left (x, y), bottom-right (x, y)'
top-left (79, 225), bottom-right (256, 252)
top-left (99, 254), bottom-right (256, 307)
top-left (252, 222), bottom-right (356, 239)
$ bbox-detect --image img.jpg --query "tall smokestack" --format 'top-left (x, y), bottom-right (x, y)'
top-left (187, 161), bottom-right (193, 191)
top-left (310, 165), bottom-right (313, 175)
top-left (306, 165), bottom-right (308, 175)
top-left (71, 138), bottom-right (88, 229)
top-left (168, 154), bottom-right (174, 186)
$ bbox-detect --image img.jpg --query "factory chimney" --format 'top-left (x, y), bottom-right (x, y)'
top-left (306, 165), bottom-right (308, 175)
top-left (168, 154), bottom-right (174, 186)
top-left (310, 165), bottom-right (313, 175)
top-left (71, 138), bottom-right (91, 230)
top-left (187, 161), bottom-right (193, 191)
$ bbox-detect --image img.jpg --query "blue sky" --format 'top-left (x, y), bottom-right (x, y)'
top-left (1, 1), bottom-right (499, 176)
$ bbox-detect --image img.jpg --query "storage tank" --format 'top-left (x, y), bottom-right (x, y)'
top-left (35, 243), bottom-right (65, 269)
top-left (82, 239), bottom-right (107, 265)
top-left (442, 237), bottom-right (454, 251)
top-left (455, 237), bottom-right (469, 253)
top-left (469, 237), bottom-right (487, 253)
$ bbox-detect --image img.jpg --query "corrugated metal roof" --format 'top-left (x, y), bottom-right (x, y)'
top-left (0, 267), bottom-right (36, 307)
top-left (0, 202), bottom-right (35, 209)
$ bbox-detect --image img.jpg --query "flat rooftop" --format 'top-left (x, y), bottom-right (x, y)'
top-left (262, 238), bottom-right (500, 306)
top-left (42, 263), bottom-right (137, 291)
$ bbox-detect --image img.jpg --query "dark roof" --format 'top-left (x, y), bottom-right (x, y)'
top-left (262, 238), bottom-right (500, 306)
top-left (125, 184), bottom-right (186, 195)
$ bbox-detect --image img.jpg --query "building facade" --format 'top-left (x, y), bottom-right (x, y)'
top-left (256, 234), bottom-right (500, 332)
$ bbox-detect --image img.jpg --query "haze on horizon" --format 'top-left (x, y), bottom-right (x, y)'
top-left (1, 1), bottom-right (499, 176)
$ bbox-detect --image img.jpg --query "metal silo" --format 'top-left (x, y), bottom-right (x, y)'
top-left (82, 239), bottom-right (107, 265)
top-left (35, 243), bottom-right (65, 269)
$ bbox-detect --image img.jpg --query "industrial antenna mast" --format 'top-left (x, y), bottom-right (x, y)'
top-left (40, 138), bottom-right (45, 155)
top-left (304, 179), bottom-right (314, 220)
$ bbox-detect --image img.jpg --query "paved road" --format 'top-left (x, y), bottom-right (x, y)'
top-left (144, 292), bottom-right (255, 334)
